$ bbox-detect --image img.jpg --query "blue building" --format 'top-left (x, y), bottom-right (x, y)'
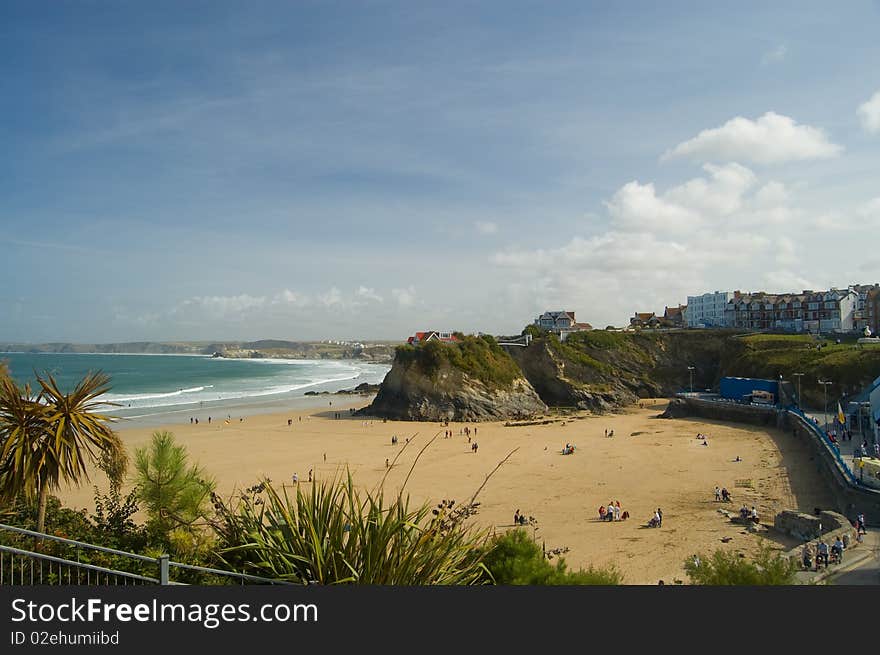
top-left (719, 377), bottom-right (781, 405)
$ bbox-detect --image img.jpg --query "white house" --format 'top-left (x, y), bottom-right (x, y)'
top-left (686, 291), bottom-right (735, 327)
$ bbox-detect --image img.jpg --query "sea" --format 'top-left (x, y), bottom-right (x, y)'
top-left (3, 352), bottom-right (390, 428)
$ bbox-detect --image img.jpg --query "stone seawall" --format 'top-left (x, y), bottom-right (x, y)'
top-left (775, 510), bottom-right (858, 570)
top-left (670, 397), bottom-right (880, 525)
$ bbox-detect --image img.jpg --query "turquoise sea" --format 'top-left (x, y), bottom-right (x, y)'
top-left (3, 353), bottom-right (390, 426)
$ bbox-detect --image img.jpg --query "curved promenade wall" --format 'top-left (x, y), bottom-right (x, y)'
top-left (673, 396), bottom-right (880, 525)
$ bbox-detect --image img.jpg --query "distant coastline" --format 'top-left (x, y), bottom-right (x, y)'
top-left (0, 339), bottom-right (397, 363)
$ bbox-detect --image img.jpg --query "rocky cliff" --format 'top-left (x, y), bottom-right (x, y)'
top-left (360, 336), bottom-right (547, 421)
top-left (365, 329), bottom-right (880, 419)
top-left (505, 330), bottom-right (735, 412)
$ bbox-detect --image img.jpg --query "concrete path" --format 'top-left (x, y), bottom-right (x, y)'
top-left (792, 528), bottom-right (880, 585)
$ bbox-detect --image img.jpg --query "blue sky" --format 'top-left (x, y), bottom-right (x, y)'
top-left (3, 1), bottom-right (880, 342)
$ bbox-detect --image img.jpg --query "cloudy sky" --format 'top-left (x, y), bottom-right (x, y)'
top-left (3, 1), bottom-right (880, 342)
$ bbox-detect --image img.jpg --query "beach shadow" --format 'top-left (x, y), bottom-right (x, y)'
top-left (310, 409), bottom-right (374, 421)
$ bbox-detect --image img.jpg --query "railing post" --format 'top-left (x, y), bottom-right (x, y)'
top-left (158, 555), bottom-right (170, 585)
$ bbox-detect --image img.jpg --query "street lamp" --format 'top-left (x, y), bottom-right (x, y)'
top-left (818, 380), bottom-right (832, 432)
top-left (793, 373), bottom-right (804, 407)
top-left (687, 366), bottom-right (695, 393)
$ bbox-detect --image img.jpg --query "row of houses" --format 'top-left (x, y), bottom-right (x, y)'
top-left (630, 305), bottom-right (688, 329)
top-left (633, 284), bottom-right (880, 334)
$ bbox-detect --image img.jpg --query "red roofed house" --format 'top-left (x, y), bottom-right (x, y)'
top-left (406, 331), bottom-right (459, 345)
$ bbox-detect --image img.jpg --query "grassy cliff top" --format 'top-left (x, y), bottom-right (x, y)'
top-left (394, 334), bottom-right (522, 388)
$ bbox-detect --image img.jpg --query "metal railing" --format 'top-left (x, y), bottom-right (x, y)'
top-left (786, 407), bottom-right (860, 486)
top-left (0, 523), bottom-right (293, 586)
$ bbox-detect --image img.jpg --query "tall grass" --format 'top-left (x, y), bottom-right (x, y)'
top-left (211, 472), bottom-right (491, 585)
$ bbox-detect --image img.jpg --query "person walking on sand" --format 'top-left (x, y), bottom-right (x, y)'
top-left (385, 458), bottom-right (389, 469)
top-left (657, 508), bottom-right (663, 527)
top-left (323, 453), bottom-right (327, 462)
top-left (714, 486), bottom-right (721, 502)
top-left (308, 469), bottom-right (313, 483)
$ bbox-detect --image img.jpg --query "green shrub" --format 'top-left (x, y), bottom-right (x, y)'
top-left (482, 529), bottom-right (621, 585)
top-left (683, 545), bottom-right (797, 585)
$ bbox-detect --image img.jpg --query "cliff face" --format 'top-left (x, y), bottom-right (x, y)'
top-left (361, 336), bottom-right (547, 421)
top-left (348, 331), bottom-right (880, 419)
top-left (364, 359), bottom-right (546, 421)
top-left (506, 330), bottom-right (735, 412)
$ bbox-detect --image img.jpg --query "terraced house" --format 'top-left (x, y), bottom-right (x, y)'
top-left (724, 288), bottom-right (858, 333)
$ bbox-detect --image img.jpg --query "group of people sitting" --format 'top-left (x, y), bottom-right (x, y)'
top-left (647, 508), bottom-right (663, 528)
top-left (512, 509), bottom-right (529, 526)
top-left (598, 501), bottom-right (628, 522)
top-left (802, 536), bottom-right (846, 570)
top-left (738, 505), bottom-right (760, 524)
top-left (562, 443), bottom-right (576, 455)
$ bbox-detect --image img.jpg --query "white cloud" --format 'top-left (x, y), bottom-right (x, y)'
top-left (355, 286), bottom-right (384, 303)
top-left (318, 287), bottom-right (343, 307)
top-left (475, 220), bottom-right (499, 235)
top-left (760, 44), bottom-right (787, 65)
top-left (491, 164), bottom-right (819, 327)
top-left (604, 163), bottom-right (759, 236)
top-left (391, 286), bottom-right (417, 306)
top-left (662, 112), bottom-right (842, 164)
top-left (272, 289), bottom-right (311, 306)
top-left (858, 91), bottom-right (880, 134)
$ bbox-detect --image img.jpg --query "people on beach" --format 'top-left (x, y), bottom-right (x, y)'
top-left (514, 509), bottom-right (520, 525)
top-left (472, 442), bottom-right (478, 454)
top-left (385, 458), bottom-right (390, 468)
top-left (750, 506), bottom-right (759, 524)
top-left (208, 416), bottom-right (211, 424)
top-left (190, 417), bottom-right (193, 424)
top-left (606, 502), bottom-right (615, 521)
top-left (657, 508), bottom-right (663, 527)
top-left (721, 487), bottom-right (731, 502)
top-left (599, 505), bottom-right (607, 520)
top-left (308, 469), bottom-right (313, 483)
top-left (613, 502), bottom-right (621, 521)
top-left (292, 472), bottom-right (298, 485)
top-left (649, 510), bottom-right (661, 528)
top-left (323, 452), bottom-right (327, 462)
top-left (714, 486), bottom-right (721, 501)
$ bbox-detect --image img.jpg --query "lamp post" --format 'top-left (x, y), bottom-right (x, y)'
top-left (687, 366), bottom-right (695, 393)
top-left (793, 372), bottom-right (804, 407)
top-left (818, 380), bottom-right (832, 432)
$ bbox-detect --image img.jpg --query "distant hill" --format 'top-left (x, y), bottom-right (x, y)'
top-left (0, 340), bottom-right (396, 362)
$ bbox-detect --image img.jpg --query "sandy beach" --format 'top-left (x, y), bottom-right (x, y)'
top-left (58, 398), bottom-right (836, 585)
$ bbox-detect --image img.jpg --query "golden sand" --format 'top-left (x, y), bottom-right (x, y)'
top-left (58, 398), bottom-right (835, 585)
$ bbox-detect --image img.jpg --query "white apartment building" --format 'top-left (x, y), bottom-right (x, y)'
top-left (686, 291), bottom-right (735, 327)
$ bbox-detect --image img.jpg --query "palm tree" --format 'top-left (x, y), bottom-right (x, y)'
top-left (0, 371), bottom-right (125, 534)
